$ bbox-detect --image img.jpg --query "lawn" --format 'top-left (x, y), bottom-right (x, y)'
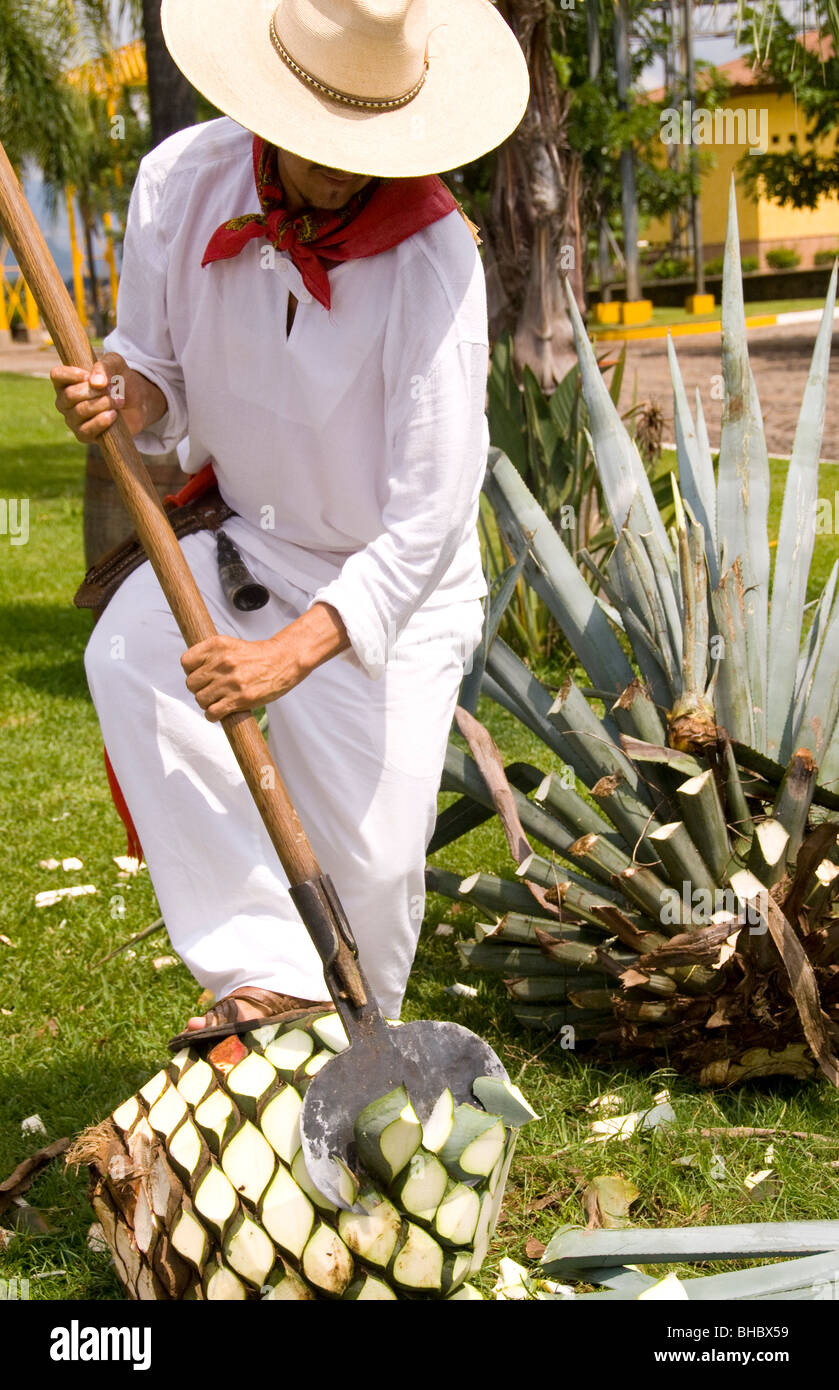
top-left (2, 371), bottom-right (839, 1303)
top-left (588, 299), bottom-right (833, 332)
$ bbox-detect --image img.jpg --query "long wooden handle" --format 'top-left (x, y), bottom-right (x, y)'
top-left (0, 142), bottom-right (365, 1002)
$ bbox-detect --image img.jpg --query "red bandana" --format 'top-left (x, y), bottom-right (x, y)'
top-left (202, 137), bottom-right (459, 309)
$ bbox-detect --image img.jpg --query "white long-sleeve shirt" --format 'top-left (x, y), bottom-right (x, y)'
top-left (105, 117), bottom-right (489, 679)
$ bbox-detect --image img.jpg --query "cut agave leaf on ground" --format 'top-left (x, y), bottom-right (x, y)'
top-left (67, 1009), bottom-right (526, 1300)
top-left (435, 193), bottom-right (839, 1088)
top-left (583, 1175), bottom-right (640, 1230)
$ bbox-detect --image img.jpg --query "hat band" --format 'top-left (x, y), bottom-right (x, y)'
top-left (269, 15), bottom-right (428, 111)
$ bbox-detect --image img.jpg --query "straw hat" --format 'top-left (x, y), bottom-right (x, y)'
top-left (160, 0), bottom-right (530, 177)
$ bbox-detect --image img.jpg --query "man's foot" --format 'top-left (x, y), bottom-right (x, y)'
top-left (168, 985), bottom-right (332, 1053)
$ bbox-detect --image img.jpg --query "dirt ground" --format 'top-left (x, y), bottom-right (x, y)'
top-left (4, 318), bottom-right (839, 460)
top-left (615, 319), bottom-right (839, 462)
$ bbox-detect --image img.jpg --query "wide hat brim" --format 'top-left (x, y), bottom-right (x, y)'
top-left (160, 0), bottom-right (530, 178)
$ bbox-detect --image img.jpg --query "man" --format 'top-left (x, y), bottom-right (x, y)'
top-left (51, 0), bottom-right (528, 1043)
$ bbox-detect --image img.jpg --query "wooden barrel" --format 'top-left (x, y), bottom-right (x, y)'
top-left (84, 442), bottom-right (191, 568)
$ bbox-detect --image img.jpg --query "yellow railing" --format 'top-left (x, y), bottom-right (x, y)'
top-left (0, 249), bottom-right (40, 338)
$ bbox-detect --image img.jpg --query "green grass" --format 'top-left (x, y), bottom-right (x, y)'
top-left (1, 373), bottom-right (839, 1304)
top-left (589, 299), bottom-right (829, 331)
top-left (655, 446), bottom-right (839, 602)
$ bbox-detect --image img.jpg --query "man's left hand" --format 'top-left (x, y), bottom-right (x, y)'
top-left (181, 603), bottom-right (350, 722)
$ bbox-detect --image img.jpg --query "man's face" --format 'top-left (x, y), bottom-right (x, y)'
top-left (275, 148), bottom-right (372, 212)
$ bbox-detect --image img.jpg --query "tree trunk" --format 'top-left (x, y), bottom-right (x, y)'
top-left (484, 0), bottom-right (584, 389)
top-left (614, 0), bottom-right (642, 302)
top-left (141, 0), bottom-right (197, 146)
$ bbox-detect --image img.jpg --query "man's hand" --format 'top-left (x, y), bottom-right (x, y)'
top-left (181, 602), bottom-right (351, 721)
top-left (50, 351), bottom-right (167, 442)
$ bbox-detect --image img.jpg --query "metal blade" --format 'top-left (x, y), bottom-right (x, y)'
top-left (299, 1018), bottom-right (508, 1210)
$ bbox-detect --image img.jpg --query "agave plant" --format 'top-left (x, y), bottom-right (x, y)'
top-left (482, 334), bottom-right (668, 665)
top-left (431, 185), bottom-right (839, 1088)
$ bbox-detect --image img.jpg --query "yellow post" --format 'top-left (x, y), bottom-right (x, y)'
top-left (22, 281), bottom-right (39, 332)
top-left (103, 208), bottom-right (119, 315)
top-left (0, 268), bottom-right (10, 341)
top-left (105, 94), bottom-right (124, 318)
top-left (66, 186), bottom-right (88, 328)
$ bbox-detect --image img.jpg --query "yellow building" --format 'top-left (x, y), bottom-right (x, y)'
top-left (645, 36), bottom-right (839, 269)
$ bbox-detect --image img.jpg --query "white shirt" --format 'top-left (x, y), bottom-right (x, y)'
top-left (105, 117), bottom-right (490, 679)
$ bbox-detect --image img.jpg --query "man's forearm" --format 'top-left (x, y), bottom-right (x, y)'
top-left (122, 366), bottom-right (169, 435)
top-left (272, 602), bottom-right (351, 680)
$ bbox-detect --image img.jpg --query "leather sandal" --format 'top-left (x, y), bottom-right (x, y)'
top-left (168, 985), bottom-right (334, 1052)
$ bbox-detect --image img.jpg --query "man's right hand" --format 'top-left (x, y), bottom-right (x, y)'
top-left (50, 352), bottom-right (166, 443)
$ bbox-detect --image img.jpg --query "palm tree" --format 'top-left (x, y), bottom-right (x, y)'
top-left (0, 1), bottom-right (88, 181)
top-left (482, 0), bottom-right (584, 389)
top-left (138, 0), bottom-right (196, 145)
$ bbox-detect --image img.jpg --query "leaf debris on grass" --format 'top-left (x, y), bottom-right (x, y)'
top-left (34, 885), bottom-right (97, 907)
top-left (0, 1138), bottom-right (70, 1216)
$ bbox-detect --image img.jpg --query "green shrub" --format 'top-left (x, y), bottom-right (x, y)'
top-left (704, 254), bottom-right (758, 275)
top-left (765, 246), bottom-right (801, 269)
top-left (651, 255), bottom-right (689, 280)
top-left (814, 248), bottom-right (839, 266)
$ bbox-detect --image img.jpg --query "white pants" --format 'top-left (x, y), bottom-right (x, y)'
top-left (84, 527), bottom-right (483, 1020)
